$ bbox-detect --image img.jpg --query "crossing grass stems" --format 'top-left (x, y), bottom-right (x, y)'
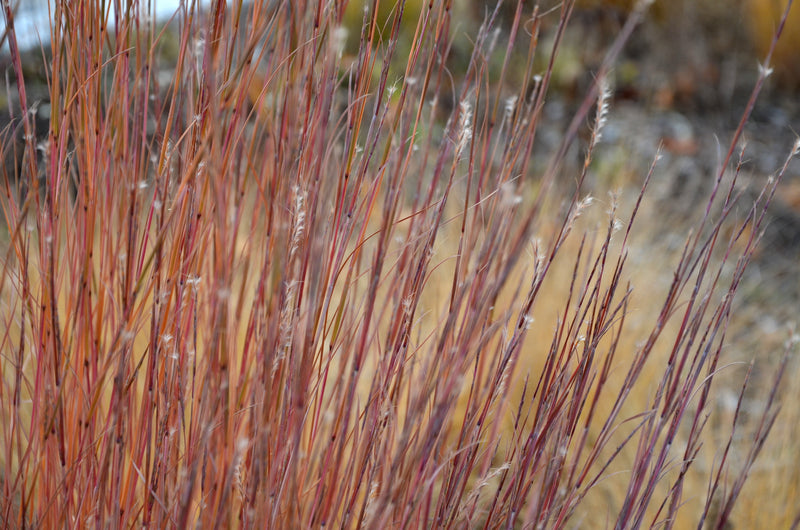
top-left (0, 0), bottom-right (798, 527)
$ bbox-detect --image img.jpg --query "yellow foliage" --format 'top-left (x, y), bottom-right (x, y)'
top-left (341, 0), bottom-right (426, 51)
top-left (745, 0), bottom-right (800, 84)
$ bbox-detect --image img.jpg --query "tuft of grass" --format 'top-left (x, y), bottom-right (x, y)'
top-left (0, 0), bottom-right (797, 527)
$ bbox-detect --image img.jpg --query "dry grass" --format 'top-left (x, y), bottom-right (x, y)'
top-left (0, 0), bottom-right (798, 528)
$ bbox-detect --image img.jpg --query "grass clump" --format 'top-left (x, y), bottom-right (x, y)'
top-left (0, 0), bottom-right (797, 527)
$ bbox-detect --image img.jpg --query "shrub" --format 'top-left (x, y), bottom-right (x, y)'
top-left (0, 0), bottom-right (796, 527)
